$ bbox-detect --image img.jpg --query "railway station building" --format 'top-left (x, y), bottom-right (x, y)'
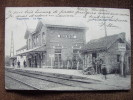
top-left (17, 19), bottom-right (87, 69)
top-left (81, 32), bottom-right (131, 75)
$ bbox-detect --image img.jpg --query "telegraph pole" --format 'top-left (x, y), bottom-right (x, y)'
top-left (10, 31), bottom-right (14, 57)
top-left (103, 8), bottom-right (107, 37)
top-left (24, 20), bottom-right (28, 29)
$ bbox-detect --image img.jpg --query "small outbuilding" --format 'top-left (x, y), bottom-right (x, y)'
top-left (81, 32), bottom-right (131, 75)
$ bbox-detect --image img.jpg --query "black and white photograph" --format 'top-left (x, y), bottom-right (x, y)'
top-left (5, 7), bottom-right (131, 90)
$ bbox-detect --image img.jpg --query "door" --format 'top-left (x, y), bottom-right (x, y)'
top-left (54, 54), bottom-right (61, 68)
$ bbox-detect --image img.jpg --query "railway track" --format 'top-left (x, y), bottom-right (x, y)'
top-left (5, 68), bottom-right (97, 90)
top-left (5, 75), bottom-right (40, 90)
top-left (5, 68), bottom-right (124, 90)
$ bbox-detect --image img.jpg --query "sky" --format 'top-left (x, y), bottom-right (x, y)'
top-left (5, 7), bottom-right (131, 56)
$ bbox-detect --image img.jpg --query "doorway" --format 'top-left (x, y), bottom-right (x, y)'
top-left (54, 49), bottom-right (62, 68)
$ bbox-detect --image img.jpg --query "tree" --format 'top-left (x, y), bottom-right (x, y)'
top-left (5, 55), bottom-right (10, 66)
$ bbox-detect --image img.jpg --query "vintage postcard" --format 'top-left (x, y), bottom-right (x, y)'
top-left (5, 7), bottom-right (131, 90)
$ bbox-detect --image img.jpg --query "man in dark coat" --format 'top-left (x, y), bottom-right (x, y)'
top-left (102, 66), bottom-right (107, 79)
top-left (92, 57), bottom-right (96, 73)
top-left (23, 60), bottom-right (26, 67)
top-left (17, 60), bottom-right (20, 68)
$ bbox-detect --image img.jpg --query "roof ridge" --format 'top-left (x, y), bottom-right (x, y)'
top-left (82, 33), bottom-right (124, 52)
top-left (40, 19), bottom-right (87, 29)
top-left (89, 34), bottom-right (119, 43)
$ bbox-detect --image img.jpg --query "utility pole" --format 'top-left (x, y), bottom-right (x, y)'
top-left (10, 31), bottom-right (14, 57)
top-left (103, 8), bottom-right (107, 37)
top-left (24, 20), bottom-right (28, 29)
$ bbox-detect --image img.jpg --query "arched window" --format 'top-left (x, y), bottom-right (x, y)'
top-left (42, 32), bottom-right (46, 43)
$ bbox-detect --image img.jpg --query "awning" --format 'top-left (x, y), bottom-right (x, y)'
top-left (17, 45), bottom-right (46, 56)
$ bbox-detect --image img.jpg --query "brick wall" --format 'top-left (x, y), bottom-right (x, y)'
top-left (45, 27), bottom-right (86, 66)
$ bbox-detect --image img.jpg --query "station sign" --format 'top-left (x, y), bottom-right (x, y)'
top-left (118, 43), bottom-right (126, 51)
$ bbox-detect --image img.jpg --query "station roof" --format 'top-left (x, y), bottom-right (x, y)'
top-left (40, 18), bottom-right (87, 29)
top-left (24, 18), bottom-right (88, 39)
top-left (16, 45), bottom-right (46, 56)
top-left (24, 28), bottom-right (35, 39)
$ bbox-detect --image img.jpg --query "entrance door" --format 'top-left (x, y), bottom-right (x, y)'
top-left (54, 54), bottom-right (61, 68)
top-left (54, 49), bottom-right (62, 68)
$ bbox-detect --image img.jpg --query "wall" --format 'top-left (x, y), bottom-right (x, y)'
top-left (46, 27), bottom-right (86, 67)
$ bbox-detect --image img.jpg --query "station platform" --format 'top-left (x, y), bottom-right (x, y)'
top-left (6, 67), bottom-right (131, 89)
top-left (13, 67), bottom-right (102, 81)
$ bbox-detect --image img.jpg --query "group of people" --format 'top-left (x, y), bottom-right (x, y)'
top-left (16, 60), bottom-right (27, 68)
top-left (92, 57), bottom-right (103, 74)
top-left (92, 57), bottom-right (107, 79)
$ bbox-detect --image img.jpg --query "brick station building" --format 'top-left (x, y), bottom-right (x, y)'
top-left (81, 33), bottom-right (131, 75)
top-left (17, 19), bottom-right (87, 69)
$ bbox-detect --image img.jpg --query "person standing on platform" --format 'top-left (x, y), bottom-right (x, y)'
top-left (102, 66), bottom-right (107, 80)
top-left (17, 60), bottom-right (20, 68)
top-left (23, 60), bottom-right (26, 67)
top-left (92, 57), bottom-right (96, 74)
top-left (99, 59), bottom-right (103, 74)
top-left (12, 62), bottom-right (14, 67)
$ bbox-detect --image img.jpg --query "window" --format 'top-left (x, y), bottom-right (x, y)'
top-left (118, 38), bottom-right (124, 43)
top-left (58, 34), bottom-right (61, 38)
top-left (42, 32), bottom-right (46, 44)
top-left (36, 35), bottom-right (39, 45)
top-left (34, 36), bottom-right (37, 46)
top-left (55, 54), bottom-right (61, 62)
top-left (66, 35), bottom-right (68, 38)
top-left (55, 49), bottom-right (61, 53)
top-left (38, 34), bottom-right (41, 45)
top-left (117, 55), bottom-right (120, 62)
top-left (73, 49), bottom-right (79, 60)
top-left (42, 32), bottom-right (45, 40)
top-left (33, 36), bottom-right (36, 47)
top-left (73, 49), bottom-right (79, 53)
top-left (29, 39), bottom-right (31, 49)
top-left (54, 49), bottom-right (62, 67)
top-left (73, 35), bottom-right (77, 38)
top-left (92, 53), bottom-right (97, 58)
